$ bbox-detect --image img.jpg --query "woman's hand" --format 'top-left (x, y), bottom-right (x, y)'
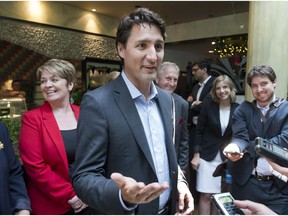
top-left (191, 153), bottom-right (200, 170)
top-left (68, 195), bottom-right (88, 213)
top-left (267, 159), bottom-right (288, 177)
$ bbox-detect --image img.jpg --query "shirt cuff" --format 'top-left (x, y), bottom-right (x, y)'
top-left (118, 190), bottom-right (138, 211)
top-left (178, 166), bottom-right (188, 185)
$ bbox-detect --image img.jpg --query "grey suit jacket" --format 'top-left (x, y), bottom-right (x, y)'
top-left (228, 98), bottom-right (288, 188)
top-left (72, 75), bottom-right (178, 215)
top-left (172, 93), bottom-right (189, 170)
top-left (189, 76), bottom-right (215, 118)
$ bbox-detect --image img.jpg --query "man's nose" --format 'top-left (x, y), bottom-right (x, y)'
top-left (146, 47), bottom-right (157, 61)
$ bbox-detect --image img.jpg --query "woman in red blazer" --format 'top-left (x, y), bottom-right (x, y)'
top-left (19, 59), bottom-right (88, 214)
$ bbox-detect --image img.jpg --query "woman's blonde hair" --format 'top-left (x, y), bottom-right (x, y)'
top-left (211, 75), bottom-right (237, 103)
top-left (36, 59), bottom-right (77, 91)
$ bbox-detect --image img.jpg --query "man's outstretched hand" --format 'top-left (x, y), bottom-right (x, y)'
top-left (111, 172), bottom-right (169, 205)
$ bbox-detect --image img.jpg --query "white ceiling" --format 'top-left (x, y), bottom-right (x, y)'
top-left (59, 1), bottom-right (249, 58)
top-left (60, 1), bottom-right (249, 26)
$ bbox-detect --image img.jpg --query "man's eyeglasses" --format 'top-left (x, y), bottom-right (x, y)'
top-left (192, 67), bottom-right (200, 72)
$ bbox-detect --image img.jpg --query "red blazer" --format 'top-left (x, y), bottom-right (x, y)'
top-left (19, 101), bottom-right (80, 214)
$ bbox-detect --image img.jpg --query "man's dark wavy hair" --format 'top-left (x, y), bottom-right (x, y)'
top-left (116, 7), bottom-right (166, 63)
top-left (247, 65), bottom-right (277, 87)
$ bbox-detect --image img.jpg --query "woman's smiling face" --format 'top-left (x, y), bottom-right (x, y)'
top-left (40, 70), bottom-right (73, 103)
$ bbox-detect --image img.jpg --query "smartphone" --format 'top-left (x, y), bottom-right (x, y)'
top-left (211, 192), bottom-right (244, 215)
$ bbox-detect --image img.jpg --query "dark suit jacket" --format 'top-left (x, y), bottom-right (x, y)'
top-left (0, 122), bottom-right (31, 214)
top-left (19, 102), bottom-right (80, 214)
top-left (227, 98), bottom-right (288, 188)
top-left (189, 76), bottom-right (215, 118)
top-left (72, 76), bottom-right (179, 215)
top-left (172, 93), bottom-right (189, 170)
top-left (193, 99), bottom-right (239, 161)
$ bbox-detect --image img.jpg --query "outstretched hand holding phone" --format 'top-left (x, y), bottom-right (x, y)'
top-left (223, 143), bottom-right (244, 162)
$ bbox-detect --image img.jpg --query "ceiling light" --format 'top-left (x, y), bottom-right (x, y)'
top-left (92, 9), bottom-right (96, 12)
top-left (28, 0), bottom-right (41, 14)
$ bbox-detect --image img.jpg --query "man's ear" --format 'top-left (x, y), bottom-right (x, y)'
top-left (203, 67), bottom-right (208, 74)
top-left (117, 43), bottom-right (125, 59)
top-left (155, 77), bottom-right (159, 84)
top-left (273, 80), bottom-right (277, 89)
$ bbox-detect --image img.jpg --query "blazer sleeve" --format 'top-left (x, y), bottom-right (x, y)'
top-left (0, 123), bottom-right (31, 213)
top-left (19, 111), bottom-right (76, 204)
top-left (231, 101), bottom-right (251, 152)
top-left (177, 99), bottom-right (189, 170)
top-left (193, 100), bottom-right (210, 153)
top-left (72, 92), bottom-right (126, 214)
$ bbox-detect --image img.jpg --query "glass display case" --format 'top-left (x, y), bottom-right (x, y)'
top-left (0, 97), bottom-right (27, 119)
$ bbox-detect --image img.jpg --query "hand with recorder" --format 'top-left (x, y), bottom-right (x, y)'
top-left (234, 160), bottom-right (286, 215)
top-left (223, 137), bottom-right (288, 215)
top-left (268, 160), bottom-right (288, 177)
top-left (221, 65), bottom-right (288, 214)
top-left (223, 143), bottom-right (244, 162)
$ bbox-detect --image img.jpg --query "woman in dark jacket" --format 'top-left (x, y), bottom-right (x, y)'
top-left (191, 75), bottom-right (239, 214)
top-left (0, 121), bottom-right (31, 214)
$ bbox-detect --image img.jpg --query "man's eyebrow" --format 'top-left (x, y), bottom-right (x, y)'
top-left (136, 39), bottom-right (164, 43)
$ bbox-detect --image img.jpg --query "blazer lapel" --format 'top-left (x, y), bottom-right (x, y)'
top-left (112, 78), bottom-right (156, 173)
top-left (200, 77), bottom-right (213, 100)
top-left (156, 88), bottom-right (177, 170)
top-left (215, 104), bottom-right (224, 136)
top-left (222, 103), bottom-right (235, 137)
top-left (41, 102), bottom-right (69, 172)
top-left (262, 107), bottom-right (278, 135)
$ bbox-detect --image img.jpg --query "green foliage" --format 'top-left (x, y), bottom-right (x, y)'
top-left (70, 89), bottom-right (84, 106)
top-left (0, 117), bottom-right (21, 156)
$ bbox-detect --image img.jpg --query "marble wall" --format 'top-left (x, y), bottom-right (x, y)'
top-left (0, 18), bottom-right (119, 61)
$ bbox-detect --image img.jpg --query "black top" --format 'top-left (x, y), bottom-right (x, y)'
top-left (61, 129), bottom-right (77, 175)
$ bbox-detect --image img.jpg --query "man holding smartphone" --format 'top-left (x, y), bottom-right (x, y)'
top-left (223, 65), bottom-right (288, 214)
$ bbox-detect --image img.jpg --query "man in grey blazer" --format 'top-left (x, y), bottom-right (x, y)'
top-left (223, 65), bottom-right (288, 214)
top-left (72, 7), bottom-right (194, 215)
top-left (155, 62), bottom-right (189, 172)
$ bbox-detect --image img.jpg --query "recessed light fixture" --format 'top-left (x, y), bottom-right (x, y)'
top-left (211, 41), bottom-right (215, 45)
top-left (92, 8), bottom-right (96, 12)
top-left (28, 0), bottom-right (41, 14)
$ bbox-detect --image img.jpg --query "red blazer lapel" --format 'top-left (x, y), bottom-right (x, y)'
top-left (41, 102), bottom-right (69, 174)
